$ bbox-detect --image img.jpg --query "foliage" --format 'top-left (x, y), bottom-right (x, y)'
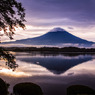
top-left (67, 85), bottom-right (95, 95)
top-left (0, 0), bottom-right (25, 39)
top-left (3, 46), bottom-right (95, 53)
top-left (0, 78), bottom-right (9, 95)
top-left (13, 82), bottom-right (43, 95)
top-left (0, 79), bottom-right (43, 95)
top-left (0, 47), bottom-right (18, 71)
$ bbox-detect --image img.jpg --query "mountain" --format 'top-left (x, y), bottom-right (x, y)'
top-left (2, 27), bottom-right (95, 47)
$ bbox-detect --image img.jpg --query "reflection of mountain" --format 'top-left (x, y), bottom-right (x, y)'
top-left (17, 55), bottom-right (93, 74)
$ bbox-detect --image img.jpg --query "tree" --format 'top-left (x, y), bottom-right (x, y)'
top-left (0, 0), bottom-right (24, 70)
top-left (0, 0), bottom-right (25, 39)
top-left (0, 47), bottom-right (18, 71)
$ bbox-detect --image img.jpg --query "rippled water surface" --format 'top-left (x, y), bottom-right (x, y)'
top-left (0, 52), bottom-right (95, 95)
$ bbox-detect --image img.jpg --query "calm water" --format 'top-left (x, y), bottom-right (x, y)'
top-left (0, 52), bottom-right (95, 95)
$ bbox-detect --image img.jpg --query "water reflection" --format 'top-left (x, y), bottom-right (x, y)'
top-left (0, 52), bottom-right (95, 95)
top-left (16, 53), bottom-right (93, 74)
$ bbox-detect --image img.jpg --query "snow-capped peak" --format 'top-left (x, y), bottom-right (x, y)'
top-left (49, 27), bottom-right (66, 32)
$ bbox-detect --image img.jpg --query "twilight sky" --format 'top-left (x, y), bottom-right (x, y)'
top-left (1, 0), bottom-right (95, 42)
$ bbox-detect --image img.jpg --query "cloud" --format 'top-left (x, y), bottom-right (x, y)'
top-left (17, 0), bottom-right (95, 27)
top-left (68, 27), bottom-right (74, 30)
top-left (6, 0), bottom-right (94, 42)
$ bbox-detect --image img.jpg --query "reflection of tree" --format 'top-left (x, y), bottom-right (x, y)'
top-left (0, 47), bottom-right (18, 71)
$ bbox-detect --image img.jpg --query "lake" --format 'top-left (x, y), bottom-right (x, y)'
top-left (0, 52), bottom-right (95, 95)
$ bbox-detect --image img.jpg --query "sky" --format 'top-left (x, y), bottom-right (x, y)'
top-left (1, 0), bottom-right (95, 42)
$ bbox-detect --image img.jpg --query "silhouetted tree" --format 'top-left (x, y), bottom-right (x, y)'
top-left (0, 78), bottom-right (9, 95)
top-left (67, 85), bottom-right (95, 95)
top-left (0, 0), bottom-right (25, 39)
top-left (0, 0), bottom-right (24, 70)
top-left (0, 47), bottom-right (18, 70)
top-left (13, 82), bottom-right (43, 95)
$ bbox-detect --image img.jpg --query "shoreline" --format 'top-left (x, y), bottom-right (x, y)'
top-left (1, 47), bottom-right (95, 54)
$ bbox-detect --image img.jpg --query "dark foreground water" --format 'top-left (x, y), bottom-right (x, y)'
top-left (0, 52), bottom-right (95, 95)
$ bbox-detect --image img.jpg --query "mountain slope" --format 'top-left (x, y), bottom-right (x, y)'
top-left (2, 27), bottom-right (94, 47)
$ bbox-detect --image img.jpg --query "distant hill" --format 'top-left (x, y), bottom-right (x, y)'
top-left (1, 27), bottom-right (95, 47)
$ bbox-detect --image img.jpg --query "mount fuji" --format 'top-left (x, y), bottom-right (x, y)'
top-left (2, 27), bottom-right (95, 47)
